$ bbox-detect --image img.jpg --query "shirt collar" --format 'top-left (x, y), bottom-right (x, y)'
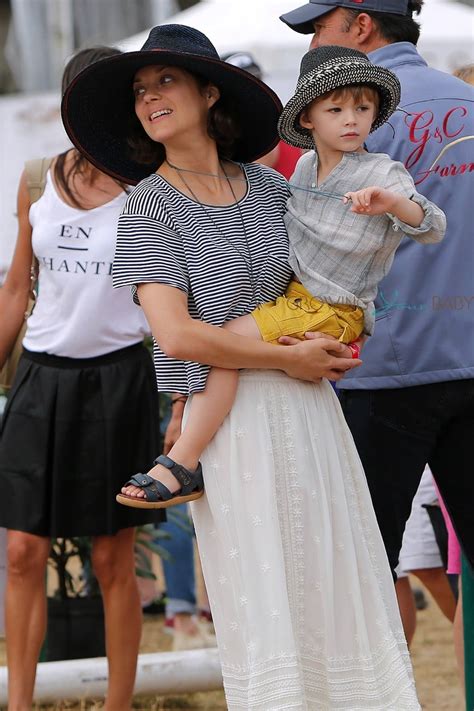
top-left (368, 42), bottom-right (428, 71)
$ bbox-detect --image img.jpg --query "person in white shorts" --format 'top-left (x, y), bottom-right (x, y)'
top-left (396, 466), bottom-right (456, 645)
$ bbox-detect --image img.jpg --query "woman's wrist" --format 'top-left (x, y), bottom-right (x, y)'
top-left (170, 395), bottom-right (187, 412)
top-left (262, 341), bottom-right (293, 372)
top-left (171, 395), bottom-right (187, 404)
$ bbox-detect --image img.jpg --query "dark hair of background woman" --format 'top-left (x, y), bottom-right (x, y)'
top-left (55, 46), bottom-right (128, 207)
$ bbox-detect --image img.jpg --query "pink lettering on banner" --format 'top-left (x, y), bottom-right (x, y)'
top-left (404, 106), bottom-right (467, 172)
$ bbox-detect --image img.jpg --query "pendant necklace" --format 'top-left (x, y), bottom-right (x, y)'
top-left (163, 160), bottom-right (346, 201)
top-left (166, 159), bottom-right (256, 298)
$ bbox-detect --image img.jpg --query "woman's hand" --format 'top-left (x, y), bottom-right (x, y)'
top-left (138, 284), bottom-right (361, 381)
top-left (278, 331), bottom-right (362, 382)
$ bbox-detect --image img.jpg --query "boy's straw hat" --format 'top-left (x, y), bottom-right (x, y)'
top-left (278, 46), bottom-right (401, 149)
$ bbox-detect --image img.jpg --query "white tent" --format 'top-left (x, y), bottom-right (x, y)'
top-left (119, 0), bottom-right (310, 101)
top-left (119, 0), bottom-right (474, 102)
top-left (417, 0), bottom-right (474, 71)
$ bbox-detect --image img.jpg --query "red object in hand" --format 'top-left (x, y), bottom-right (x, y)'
top-left (348, 342), bottom-right (361, 359)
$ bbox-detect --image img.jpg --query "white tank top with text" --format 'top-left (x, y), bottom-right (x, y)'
top-left (23, 171), bottom-right (149, 358)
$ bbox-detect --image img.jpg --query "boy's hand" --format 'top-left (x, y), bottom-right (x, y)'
top-left (343, 186), bottom-right (398, 215)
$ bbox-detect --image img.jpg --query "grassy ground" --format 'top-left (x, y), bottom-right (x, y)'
top-left (0, 582), bottom-right (465, 710)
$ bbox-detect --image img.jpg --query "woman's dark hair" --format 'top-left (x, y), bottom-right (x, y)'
top-left (344, 1), bottom-right (423, 45)
top-left (56, 46), bottom-right (128, 209)
top-left (126, 71), bottom-right (241, 168)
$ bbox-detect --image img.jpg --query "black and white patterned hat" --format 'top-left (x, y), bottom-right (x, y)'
top-left (278, 46), bottom-right (401, 149)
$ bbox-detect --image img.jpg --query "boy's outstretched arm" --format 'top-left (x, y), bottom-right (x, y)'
top-left (343, 186), bottom-right (425, 227)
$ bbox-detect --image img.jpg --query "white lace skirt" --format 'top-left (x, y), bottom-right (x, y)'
top-left (190, 371), bottom-right (420, 710)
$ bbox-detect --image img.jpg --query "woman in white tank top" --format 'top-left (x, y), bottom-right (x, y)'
top-left (0, 48), bottom-right (162, 711)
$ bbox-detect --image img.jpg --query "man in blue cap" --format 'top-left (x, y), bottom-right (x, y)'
top-left (280, 0), bottom-right (474, 579)
top-left (280, 0), bottom-right (416, 38)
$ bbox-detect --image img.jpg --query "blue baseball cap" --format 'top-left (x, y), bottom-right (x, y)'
top-left (280, 0), bottom-right (411, 34)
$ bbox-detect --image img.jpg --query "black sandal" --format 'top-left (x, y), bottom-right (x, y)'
top-left (116, 455), bottom-right (204, 509)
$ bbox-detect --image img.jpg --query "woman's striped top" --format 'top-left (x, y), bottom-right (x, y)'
top-left (113, 162), bottom-right (293, 394)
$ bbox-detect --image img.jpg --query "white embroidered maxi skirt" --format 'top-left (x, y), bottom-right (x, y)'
top-left (190, 371), bottom-right (420, 710)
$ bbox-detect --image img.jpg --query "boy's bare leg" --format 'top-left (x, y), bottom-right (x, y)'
top-left (166, 366), bottom-right (239, 471)
top-left (122, 315), bottom-right (261, 498)
top-left (168, 313), bottom-right (260, 465)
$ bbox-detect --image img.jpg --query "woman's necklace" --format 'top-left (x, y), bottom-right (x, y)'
top-left (165, 159), bottom-right (256, 296)
top-left (164, 160), bottom-right (346, 201)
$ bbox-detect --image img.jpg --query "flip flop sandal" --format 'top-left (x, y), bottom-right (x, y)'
top-left (116, 454), bottom-right (204, 509)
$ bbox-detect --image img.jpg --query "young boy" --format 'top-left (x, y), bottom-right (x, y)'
top-left (117, 46), bottom-right (446, 509)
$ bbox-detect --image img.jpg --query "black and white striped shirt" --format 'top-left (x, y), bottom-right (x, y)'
top-left (113, 162), bottom-right (292, 394)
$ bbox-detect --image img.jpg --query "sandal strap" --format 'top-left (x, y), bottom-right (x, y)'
top-left (126, 473), bottom-right (156, 488)
top-left (125, 473), bottom-right (173, 502)
top-left (153, 454), bottom-right (202, 490)
top-left (122, 456), bottom-right (203, 504)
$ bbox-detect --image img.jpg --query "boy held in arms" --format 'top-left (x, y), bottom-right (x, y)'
top-left (118, 46), bottom-right (446, 509)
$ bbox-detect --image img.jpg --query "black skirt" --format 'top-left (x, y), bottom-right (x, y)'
top-left (0, 343), bottom-right (165, 537)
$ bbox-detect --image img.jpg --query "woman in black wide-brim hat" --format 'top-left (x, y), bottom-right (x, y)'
top-left (62, 25), bottom-right (419, 709)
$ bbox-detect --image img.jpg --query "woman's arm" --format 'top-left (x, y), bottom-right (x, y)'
top-left (138, 283), bottom-right (361, 383)
top-left (0, 172), bottom-right (34, 367)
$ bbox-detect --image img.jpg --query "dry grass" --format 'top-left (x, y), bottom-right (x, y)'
top-left (0, 582), bottom-right (464, 710)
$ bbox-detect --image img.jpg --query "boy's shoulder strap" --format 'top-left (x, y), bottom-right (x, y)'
top-left (24, 157), bottom-right (54, 204)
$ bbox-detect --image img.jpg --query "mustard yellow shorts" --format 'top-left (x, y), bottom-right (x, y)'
top-left (252, 280), bottom-right (364, 345)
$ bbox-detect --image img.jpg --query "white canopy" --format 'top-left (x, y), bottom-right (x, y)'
top-left (119, 0), bottom-right (474, 101)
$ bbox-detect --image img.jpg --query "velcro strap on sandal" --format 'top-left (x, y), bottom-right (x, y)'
top-left (154, 454), bottom-right (195, 487)
top-left (125, 473), bottom-right (173, 502)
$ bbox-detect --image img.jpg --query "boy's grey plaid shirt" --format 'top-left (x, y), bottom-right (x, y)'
top-left (286, 151), bottom-right (446, 334)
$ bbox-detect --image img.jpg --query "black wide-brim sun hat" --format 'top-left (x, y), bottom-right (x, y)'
top-left (61, 24), bottom-right (283, 185)
top-left (278, 46), bottom-right (401, 150)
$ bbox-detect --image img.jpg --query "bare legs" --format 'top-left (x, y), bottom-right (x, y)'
top-left (395, 576), bottom-right (417, 647)
top-left (5, 527), bottom-right (141, 711)
top-left (92, 528), bottom-right (141, 711)
top-left (396, 569), bottom-right (456, 649)
top-left (411, 567), bottom-right (456, 622)
top-left (6, 531), bottom-right (50, 711)
top-left (122, 313), bottom-right (261, 499)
